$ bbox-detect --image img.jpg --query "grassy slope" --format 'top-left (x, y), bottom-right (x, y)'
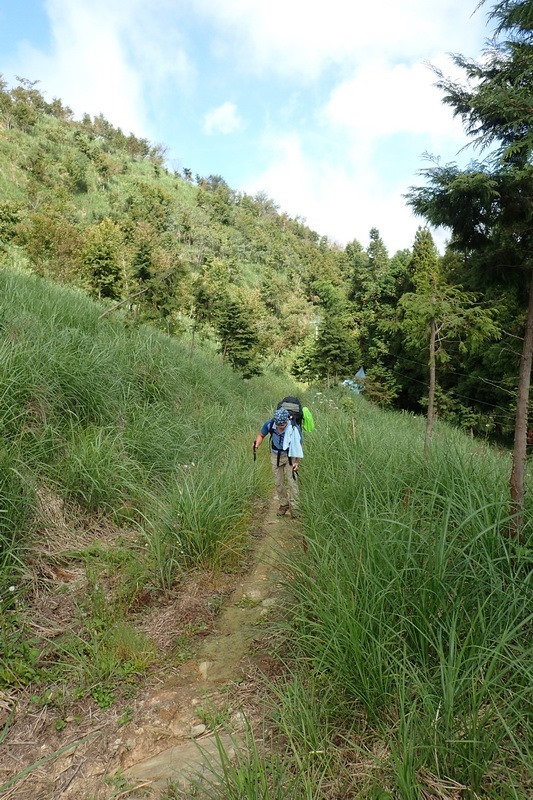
top-left (264, 396), bottom-right (532, 799)
top-left (0, 266), bottom-right (300, 699)
top-left (1, 267), bottom-right (531, 799)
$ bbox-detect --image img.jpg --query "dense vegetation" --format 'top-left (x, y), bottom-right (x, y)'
top-left (1, 268), bottom-right (530, 800)
top-left (0, 55), bottom-right (530, 446)
top-left (196, 398), bottom-right (532, 799)
top-left (0, 1), bottom-right (531, 797)
top-left (0, 268), bottom-right (283, 697)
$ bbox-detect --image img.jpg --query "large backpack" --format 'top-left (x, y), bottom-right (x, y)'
top-left (277, 396), bottom-right (303, 426)
top-left (276, 396), bottom-right (315, 432)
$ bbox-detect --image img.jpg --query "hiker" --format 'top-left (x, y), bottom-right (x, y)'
top-left (253, 407), bottom-right (303, 517)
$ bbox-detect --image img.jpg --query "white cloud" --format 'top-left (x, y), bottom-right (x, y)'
top-left (203, 102), bottom-right (243, 135)
top-left (5, 0), bottom-right (193, 136)
top-left (1, 0), bottom-right (488, 252)
top-left (243, 132), bottom-right (424, 252)
top-left (241, 49), bottom-right (475, 252)
top-left (324, 59), bottom-right (466, 144)
top-left (193, 0), bottom-right (488, 78)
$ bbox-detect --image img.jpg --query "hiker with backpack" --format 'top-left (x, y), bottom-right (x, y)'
top-left (253, 397), bottom-right (307, 518)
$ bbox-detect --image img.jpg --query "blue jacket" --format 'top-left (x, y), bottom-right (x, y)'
top-left (260, 419), bottom-right (303, 457)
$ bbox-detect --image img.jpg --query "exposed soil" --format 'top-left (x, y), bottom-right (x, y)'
top-left (0, 494), bottom-right (298, 799)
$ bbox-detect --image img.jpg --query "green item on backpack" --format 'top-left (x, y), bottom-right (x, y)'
top-left (302, 406), bottom-right (315, 432)
top-left (275, 396), bottom-right (315, 433)
top-left (277, 396), bottom-right (303, 425)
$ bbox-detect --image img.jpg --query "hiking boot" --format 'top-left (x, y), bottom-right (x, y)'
top-left (276, 505), bottom-right (289, 516)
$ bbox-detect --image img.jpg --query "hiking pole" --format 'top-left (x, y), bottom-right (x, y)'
top-left (253, 441), bottom-right (257, 462)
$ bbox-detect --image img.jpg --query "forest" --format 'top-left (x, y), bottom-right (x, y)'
top-left (0, 26), bottom-right (530, 450)
top-left (0, 2), bottom-right (531, 798)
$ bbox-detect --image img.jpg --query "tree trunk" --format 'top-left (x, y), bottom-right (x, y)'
top-left (425, 316), bottom-right (437, 456)
top-left (509, 272), bottom-right (533, 535)
top-left (98, 287), bottom-right (149, 318)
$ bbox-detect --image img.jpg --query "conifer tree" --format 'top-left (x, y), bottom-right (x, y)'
top-left (81, 218), bottom-right (123, 300)
top-left (399, 228), bottom-right (498, 453)
top-left (215, 289), bottom-right (262, 378)
top-left (349, 229), bottom-right (406, 405)
top-left (310, 312), bottom-right (360, 386)
top-left (407, 0), bottom-right (533, 530)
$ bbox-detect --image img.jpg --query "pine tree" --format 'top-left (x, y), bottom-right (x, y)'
top-left (400, 228), bottom-right (498, 453)
top-left (81, 218), bottom-right (123, 300)
top-left (215, 289), bottom-right (263, 378)
top-left (407, 0), bottom-right (533, 530)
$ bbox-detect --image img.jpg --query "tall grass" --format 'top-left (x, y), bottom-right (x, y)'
top-left (4, 267), bottom-right (529, 797)
top-left (0, 266), bottom-right (290, 696)
top-left (0, 267), bottom-right (277, 561)
top-left (273, 393), bottom-right (532, 798)
top-left (180, 722), bottom-right (330, 800)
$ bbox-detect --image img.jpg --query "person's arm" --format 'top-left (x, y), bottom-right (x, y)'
top-left (255, 420), bottom-right (272, 451)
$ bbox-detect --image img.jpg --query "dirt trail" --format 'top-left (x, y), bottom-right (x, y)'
top-left (122, 494), bottom-right (293, 797)
top-left (1, 495), bottom-right (295, 799)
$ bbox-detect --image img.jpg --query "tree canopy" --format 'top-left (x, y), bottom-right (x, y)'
top-left (407, 0), bottom-right (533, 529)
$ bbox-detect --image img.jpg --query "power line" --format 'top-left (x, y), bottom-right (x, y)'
top-left (389, 351), bottom-right (518, 398)
top-left (390, 368), bottom-right (513, 415)
top-left (387, 368), bottom-right (517, 427)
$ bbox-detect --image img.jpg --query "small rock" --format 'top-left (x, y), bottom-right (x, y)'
top-left (230, 711), bottom-right (246, 732)
top-left (169, 719), bottom-right (187, 737)
top-left (198, 661), bottom-right (211, 680)
top-left (190, 723), bottom-right (207, 738)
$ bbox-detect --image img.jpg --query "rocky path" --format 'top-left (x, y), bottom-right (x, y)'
top-left (122, 494), bottom-right (293, 797)
top-left (1, 494), bottom-right (295, 799)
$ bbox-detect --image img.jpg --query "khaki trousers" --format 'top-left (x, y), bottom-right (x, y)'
top-left (270, 451), bottom-right (299, 510)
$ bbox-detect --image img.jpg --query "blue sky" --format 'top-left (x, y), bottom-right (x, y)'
top-left (0, 0), bottom-right (493, 253)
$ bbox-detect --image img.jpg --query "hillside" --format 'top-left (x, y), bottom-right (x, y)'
top-left (0, 77), bottom-right (346, 380)
top-left (0, 266), bottom-right (299, 795)
top-left (0, 266), bottom-right (531, 799)
top-left (1, 77), bottom-right (530, 446)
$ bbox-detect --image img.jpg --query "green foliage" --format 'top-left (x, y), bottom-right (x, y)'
top-left (0, 266), bottom-right (293, 702)
top-left (406, 0), bottom-right (533, 521)
top-left (0, 611), bottom-right (41, 688)
top-left (1, 69), bottom-right (522, 439)
top-left (185, 725), bottom-right (315, 800)
top-left (311, 310), bottom-right (360, 384)
top-left (349, 228), bottom-right (412, 394)
top-left (399, 228), bottom-right (499, 360)
top-left (171, 390), bottom-right (532, 800)
top-left (409, 226), bottom-right (440, 292)
top-left (81, 217), bottom-right (123, 299)
top-left (436, 0), bottom-right (533, 167)
top-left (123, 180), bottom-right (175, 231)
top-left (274, 393), bottom-right (532, 797)
top-left (216, 289), bottom-right (263, 378)
top-left (0, 74), bottom-right (348, 381)
top-left (0, 200), bottom-right (23, 241)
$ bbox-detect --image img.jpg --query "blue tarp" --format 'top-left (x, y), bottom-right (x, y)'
top-left (342, 367), bottom-right (366, 394)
